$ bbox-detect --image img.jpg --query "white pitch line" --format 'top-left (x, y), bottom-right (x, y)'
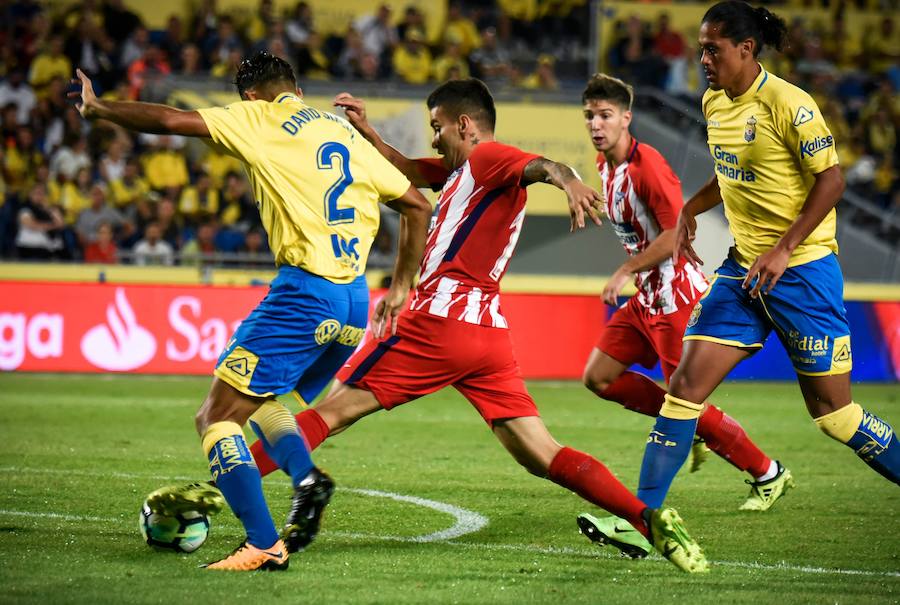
top-left (1, 467), bottom-right (897, 579)
top-left (345, 488), bottom-right (488, 542)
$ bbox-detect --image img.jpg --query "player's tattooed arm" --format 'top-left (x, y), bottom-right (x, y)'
top-left (334, 92), bottom-right (431, 188)
top-left (70, 69), bottom-right (210, 137)
top-left (522, 157), bottom-right (604, 231)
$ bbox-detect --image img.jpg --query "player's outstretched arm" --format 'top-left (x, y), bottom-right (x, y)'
top-left (674, 175), bottom-right (723, 265)
top-left (70, 69), bottom-right (209, 137)
top-left (521, 157), bottom-right (603, 231)
top-left (334, 92), bottom-right (430, 188)
top-left (743, 165), bottom-right (844, 297)
top-left (373, 185), bottom-right (432, 337)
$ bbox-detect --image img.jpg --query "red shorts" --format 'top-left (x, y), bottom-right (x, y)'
top-left (336, 310), bottom-right (539, 426)
top-left (597, 295), bottom-right (698, 382)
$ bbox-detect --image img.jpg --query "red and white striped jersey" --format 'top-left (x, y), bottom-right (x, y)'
top-left (598, 139), bottom-right (707, 315)
top-left (409, 141), bottom-right (540, 328)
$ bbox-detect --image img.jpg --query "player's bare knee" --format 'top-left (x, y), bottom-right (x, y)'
top-left (667, 370), bottom-right (701, 403)
top-left (582, 368), bottom-right (611, 395)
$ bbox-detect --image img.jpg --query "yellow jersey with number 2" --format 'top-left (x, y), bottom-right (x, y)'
top-left (198, 92), bottom-right (411, 283)
top-left (703, 66), bottom-right (840, 268)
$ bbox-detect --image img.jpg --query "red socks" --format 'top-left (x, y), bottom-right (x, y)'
top-left (548, 446), bottom-right (649, 537)
top-left (696, 404), bottom-right (771, 478)
top-left (250, 409), bottom-right (330, 479)
top-left (599, 371), bottom-right (666, 417)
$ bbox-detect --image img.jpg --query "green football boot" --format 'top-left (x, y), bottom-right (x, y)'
top-left (576, 513), bottom-right (652, 559)
top-left (739, 462), bottom-right (795, 511)
top-left (146, 481), bottom-right (225, 517)
top-left (648, 507), bottom-right (710, 573)
top-left (689, 437), bottom-right (711, 473)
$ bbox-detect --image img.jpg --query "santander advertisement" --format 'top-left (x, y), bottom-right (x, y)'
top-left (1, 281), bottom-right (897, 381)
top-left (0, 281), bottom-right (607, 378)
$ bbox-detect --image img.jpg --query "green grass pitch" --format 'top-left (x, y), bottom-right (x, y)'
top-left (0, 373), bottom-right (897, 604)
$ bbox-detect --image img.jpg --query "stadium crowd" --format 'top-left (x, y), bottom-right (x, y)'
top-left (0, 0), bottom-right (896, 264)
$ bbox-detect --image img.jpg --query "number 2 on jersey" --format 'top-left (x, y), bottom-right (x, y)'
top-left (317, 141), bottom-right (355, 224)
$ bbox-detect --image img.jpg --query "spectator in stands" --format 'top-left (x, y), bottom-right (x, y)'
top-left (355, 4), bottom-right (398, 69)
top-left (191, 0), bottom-right (219, 57)
top-left (393, 28), bottom-right (432, 85)
top-left (0, 70), bottom-right (37, 125)
top-left (99, 137), bottom-right (129, 183)
top-left (32, 163), bottom-right (60, 207)
top-left (160, 15), bottom-right (187, 70)
top-left (520, 54), bottom-right (560, 91)
top-left (50, 133), bottom-right (90, 183)
top-left (179, 172), bottom-right (219, 225)
top-left (133, 221), bottom-right (174, 266)
top-left (217, 171), bottom-right (256, 231)
top-left (102, 0), bottom-right (141, 47)
top-left (59, 162), bottom-right (93, 227)
top-left (142, 135), bottom-right (189, 191)
top-left (123, 193), bottom-right (155, 240)
top-left (181, 219), bottom-right (219, 266)
top-left (396, 5), bottom-right (426, 44)
top-left (110, 157), bottom-right (149, 207)
top-left (822, 14), bottom-right (861, 70)
top-left (609, 16), bottom-right (666, 88)
top-left (366, 221), bottom-right (396, 270)
top-left (211, 46), bottom-right (243, 80)
top-left (3, 125), bottom-right (43, 196)
top-left (119, 25), bottom-right (150, 71)
top-left (653, 13), bottom-right (689, 94)
top-left (286, 2), bottom-right (314, 48)
top-left (444, 2), bottom-right (481, 56)
top-left (28, 36), bottom-right (71, 98)
top-left (156, 194), bottom-right (182, 249)
top-left (179, 43), bottom-right (203, 76)
top-left (470, 27), bottom-right (511, 83)
top-left (336, 27), bottom-right (366, 79)
top-left (83, 221), bottom-right (118, 263)
top-left (127, 43), bottom-right (171, 100)
top-left (205, 15), bottom-right (242, 67)
top-left (433, 35), bottom-right (470, 82)
top-left (202, 147), bottom-right (241, 189)
top-left (355, 51), bottom-right (381, 82)
top-left (65, 15), bottom-right (117, 90)
top-left (237, 227), bottom-right (270, 268)
top-left (295, 32), bottom-right (330, 80)
top-left (75, 182), bottom-right (130, 246)
top-left (247, 0), bottom-right (276, 45)
top-left (16, 182), bottom-right (65, 260)
top-left (20, 10), bottom-right (51, 69)
top-left (865, 16), bottom-right (900, 74)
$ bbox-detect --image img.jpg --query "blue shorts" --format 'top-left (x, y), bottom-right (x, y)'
top-left (215, 266), bottom-right (369, 400)
top-left (684, 253), bottom-right (852, 376)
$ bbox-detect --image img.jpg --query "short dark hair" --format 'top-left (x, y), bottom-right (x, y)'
top-left (702, 1), bottom-right (787, 56)
top-left (426, 78), bottom-right (496, 131)
top-left (234, 51), bottom-right (296, 98)
top-left (582, 73), bottom-right (633, 110)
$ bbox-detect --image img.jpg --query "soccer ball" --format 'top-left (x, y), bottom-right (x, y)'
top-left (139, 501), bottom-right (210, 553)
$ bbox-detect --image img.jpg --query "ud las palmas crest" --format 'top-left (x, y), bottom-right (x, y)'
top-left (744, 116), bottom-right (757, 143)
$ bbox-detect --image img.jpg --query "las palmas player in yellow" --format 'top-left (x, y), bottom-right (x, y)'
top-left (71, 52), bottom-right (432, 571)
top-left (634, 0), bottom-right (899, 518)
